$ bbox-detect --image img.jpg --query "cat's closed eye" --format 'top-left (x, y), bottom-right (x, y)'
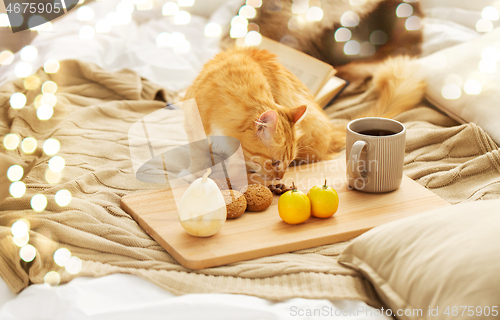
top-left (272, 160), bottom-right (280, 167)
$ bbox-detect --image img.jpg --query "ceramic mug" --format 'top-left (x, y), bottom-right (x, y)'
top-left (346, 117), bottom-right (406, 193)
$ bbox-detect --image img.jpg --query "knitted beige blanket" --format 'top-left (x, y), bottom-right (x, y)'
top-left (0, 61), bottom-right (499, 305)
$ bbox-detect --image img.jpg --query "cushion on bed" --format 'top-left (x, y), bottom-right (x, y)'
top-left (338, 200), bottom-right (500, 320)
top-left (419, 27), bottom-right (500, 145)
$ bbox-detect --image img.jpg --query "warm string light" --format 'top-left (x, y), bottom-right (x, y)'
top-left (53, 248), bottom-right (82, 274)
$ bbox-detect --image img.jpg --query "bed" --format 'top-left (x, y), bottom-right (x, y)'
top-left (0, 0), bottom-right (499, 319)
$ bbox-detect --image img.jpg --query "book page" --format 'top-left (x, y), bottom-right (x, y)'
top-left (315, 76), bottom-right (348, 108)
top-left (259, 37), bottom-right (335, 96)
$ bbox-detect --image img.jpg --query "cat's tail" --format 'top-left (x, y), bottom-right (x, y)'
top-left (362, 55), bottom-right (426, 119)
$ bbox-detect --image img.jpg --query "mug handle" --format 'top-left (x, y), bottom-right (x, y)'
top-left (349, 140), bottom-right (368, 180)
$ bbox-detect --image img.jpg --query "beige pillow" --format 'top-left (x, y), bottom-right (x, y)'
top-left (338, 200), bottom-right (500, 320)
top-left (418, 28), bottom-right (500, 145)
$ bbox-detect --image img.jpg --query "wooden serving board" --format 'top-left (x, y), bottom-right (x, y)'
top-left (121, 159), bottom-right (449, 270)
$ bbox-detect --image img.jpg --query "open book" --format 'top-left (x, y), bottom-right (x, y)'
top-left (258, 36), bottom-right (348, 108)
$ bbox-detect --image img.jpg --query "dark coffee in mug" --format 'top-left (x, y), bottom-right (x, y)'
top-left (358, 129), bottom-right (396, 137)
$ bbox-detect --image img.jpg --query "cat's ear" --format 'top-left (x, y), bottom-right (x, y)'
top-left (255, 110), bottom-right (278, 144)
top-left (290, 105), bottom-right (307, 124)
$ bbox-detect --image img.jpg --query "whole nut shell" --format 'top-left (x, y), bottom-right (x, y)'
top-left (274, 188), bottom-right (283, 195)
top-left (239, 184), bottom-right (273, 212)
top-left (221, 190), bottom-right (246, 219)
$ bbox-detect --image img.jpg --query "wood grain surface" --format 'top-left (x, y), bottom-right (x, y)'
top-left (121, 159), bottom-right (450, 269)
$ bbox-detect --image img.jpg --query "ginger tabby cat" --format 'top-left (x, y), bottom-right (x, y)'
top-left (181, 47), bottom-right (424, 182)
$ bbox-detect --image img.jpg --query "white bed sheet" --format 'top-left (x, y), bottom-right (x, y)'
top-left (0, 0), bottom-right (491, 318)
top-left (0, 274), bottom-right (390, 320)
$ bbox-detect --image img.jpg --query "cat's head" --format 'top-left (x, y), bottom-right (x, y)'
top-left (247, 105), bottom-right (307, 180)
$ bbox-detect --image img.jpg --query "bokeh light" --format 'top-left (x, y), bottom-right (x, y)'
top-left (44, 59), bottom-right (60, 73)
top-left (445, 74), bottom-right (463, 87)
top-left (42, 81), bottom-right (58, 95)
top-left (65, 256), bottom-right (83, 274)
top-left (77, 6), bottom-right (95, 21)
top-left (156, 32), bottom-right (170, 47)
top-left (481, 6), bottom-right (499, 20)
top-left (231, 15), bottom-right (249, 27)
top-left (335, 27), bottom-right (352, 42)
top-left (20, 244), bottom-right (36, 262)
top-left (370, 30), bottom-right (388, 45)
top-left (43, 139), bottom-right (61, 155)
top-left (4, 134), bottom-right (20, 150)
top-left (13, 233), bottom-right (29, 247)
top-left (10, 181), bottom-right (26, 198)
top-left (79, 25), bottom-right (95, 39)
top-left (55, 189), bottom-right (72, 207)
top-left (8, 13), bottom-right (23, 27)
top-left (230, 24), bottom-right (248, 38)
top-left (341, 11), bottom-right (360, 27)
top-left (95, 19), bottom-right (112, 33)
top-left (441, 84), bottom-right (461, 100)
top-left (306, 6), bottom-right (323, 21)
top-left (174, 11), bottom-right (191, 25)
top-left (21, 137), bottom-right (37, 154)
top-left (31, 194), bottom-right (48, 212)
top-left (288, 16), bottom-right (304, 30)
top-left (162, 2), bottom-right (179, 15)
top-left (204, 22), bottom-right (222, 37)
top-left (36, 21), bottom-right (53, 34)
top-left (117, 1), bottom-right (134, 14)
top-left (239, 5), bottom-right (257, 19)
top-left (405, 16), bottom-right (422, 30)
top-left (291, 0), bottom-right (308, 14)
top-left (114, 12), bottom-right (132, 25)
top-left (280, 35), bottom-right (298, 48)
top-left (54, 248), bottom-right (71, 267)
top-left (173, 39), bottom-right (190, 53)
top-left (41, 93), bottom-right (57, 107)
top-left (178, 0), bottom-right (194, 6)
top-left (28, 15), bottom-right (48, 31)
top-left (11, 220), bottom-right (29, 238)
top-left (396, 3), bottom-right (413, 18)
top-left (476, 19), bottom-right (493, 32)
top-left (136, 0), bottom-right (153, 11)
top-left (44, 271), bottom-right (61, 286)
top-left (481, 46), bottom-right (500, 61)
top-left (248, 22), bottom-right (259, 32)
top-left (464, 79), bottom-right (482, 95)
top-left (20, 46), bottom-right (38, 62)
top-left (49, 156), bottom-right (65, 172)
top-left (0, 51), bottom-right (14, 65)
top-left (479, 59), bottom-right (497, 73)
top-left (24, 75), bottom-right (41, 90)
top-left (7, 165), bottom-right (24, 182)
top-left (344, 40), bottom-right (361, 55)
top-left (45, 169), bottom-right (61, 184)
top-left (0, 13), bottom-right (9, 26)
top-left (246, 0), bottom-right (262, 7)
top-left (244, 31), bottom-right (262, 46)
top-left (10, 92), bottom-right (27, 109)
top-left (15, 62), bottom-right (32, 78)
top-left (168, 32), bottom-right (186, 47)
top-left (37, 104), bottom-right (54, 120)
